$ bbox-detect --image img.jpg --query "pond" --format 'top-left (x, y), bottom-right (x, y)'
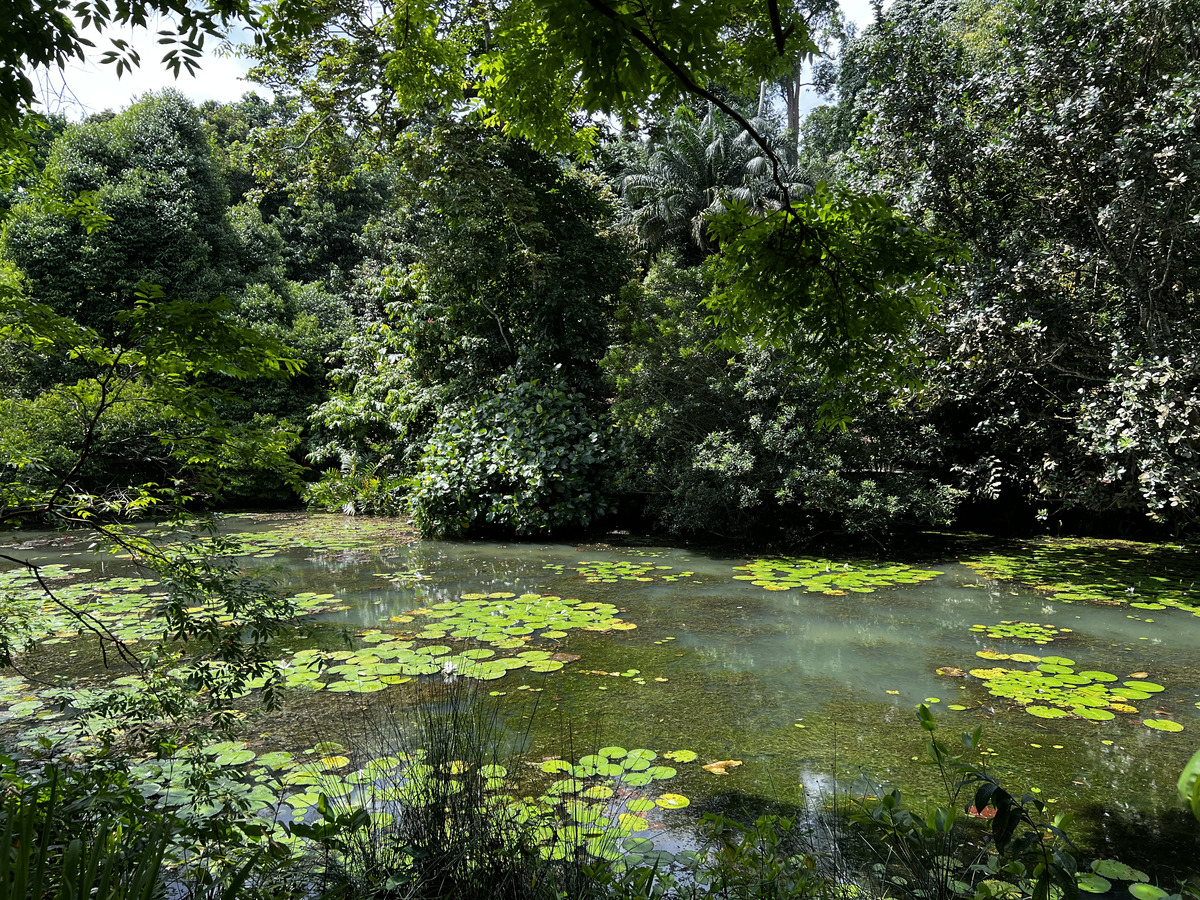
top-left (2, 513), bottom-right (1198, 879)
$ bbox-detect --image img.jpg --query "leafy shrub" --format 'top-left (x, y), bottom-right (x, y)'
top-left (304, 463), bottom-right (408, 517)
top-left (606, 257), bottom-right (962, 541)
top-left (407, 375), bottom-right (615, 538)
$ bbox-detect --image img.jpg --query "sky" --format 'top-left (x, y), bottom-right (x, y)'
top-left (37, 0), bottom-right (880, 121)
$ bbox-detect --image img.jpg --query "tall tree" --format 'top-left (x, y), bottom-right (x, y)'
top-left (619, 105), bottom-right (810, 262)
top-left (827, 0), bottom-right (1200, 525)
top-left (2, 91), bottom-right (240, 335)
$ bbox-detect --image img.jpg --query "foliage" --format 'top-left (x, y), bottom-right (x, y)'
top-left (380, 124), bottom-right (632, 393)
top-left (851, 706), bottom-right (1081, 900)
top-left (0, 190), bottom-right (307, 713)
top-left (287, 683), bottom-right (621, 900)
top-left (618, 105), bottom-right (811, 262)
top-left (705, 184), bottom-right (958, 422)
top-left (605, 256), bottom-right (962, 540)
top-left (819, 0), bottom-right (1200, 527)
top-left (247, 0), bottom-right (820, 160)
top-left (1, 0), bottom-right (288, 145)
top-left (199, 93), bottom-right (391, 286)
top-left (1180, 750), bottom-right (1200, 824)
top-left (693, 813), bottom-right (826, 899)
top-left (408, 376), bottom-right (617, 538)
top-left (306, 124), bottom-right (631, 532)
top-left (0, 92), bottom-right (352, 503)
top-left (1, 91), bottom-right (239, 336)
top-left (0, 766), bottom-right (168, 900)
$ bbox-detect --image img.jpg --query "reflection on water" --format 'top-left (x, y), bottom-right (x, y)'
top-left (2, 517), bottom-right (1198, 871)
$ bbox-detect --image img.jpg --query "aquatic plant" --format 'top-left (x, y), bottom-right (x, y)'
top-left (954, 654), bottom-right (1179, 725)
top-left (255, 591), bottom-right (640, 691)
top-left (221, 515), bottom-right (418, 558)
top-left (543, 560), bottom-right (696, 583)
top-left (968, 621), bottom-right (1070, 645)
top-left (0, 566), bottom-right (347, 650)
top-left (964, 538), bottom-right (1200, 616)
top-left (397, 591), bottom-right (637, 641)
top-left (275, 641), bottom-right (575, 691)
top-left (733, 558), bottom-right (942, 593)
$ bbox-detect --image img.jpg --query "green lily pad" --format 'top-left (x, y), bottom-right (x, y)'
top-left (969, 621), bottom-right (1071, 644)
top-left (963, 539), bottom-right (1200, 618)
top-left (1077, 875), bottom-right (1112, 893)
top-left (1125, 681), bottom-right (1164, 692)
top-left (1093, 860), bottom-right (1149, 882)
top-left (215, 748), bottom-right (256, 766)
top-left (655, 793), bottom-right (690, 809)
top-left (1142, 719), bottom-right (1183, 732)
top-left (735, 558), bottom-right (941, 594)
top-left (662, 749), bottom-right (697, 763)
top-left (1128, 886), bottom-right (1168, 900)
top-left (947, 657), bottom-right (1169, 722)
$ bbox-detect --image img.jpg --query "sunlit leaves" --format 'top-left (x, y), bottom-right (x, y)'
top-left (951, 654), bottom-right (1177, 724)
top-left (705, 187), bottom-right (958, 423)
top-left (964, 538), bottom-right (1200, 618)
top-left (969, 622), bottom-right (1071, 645)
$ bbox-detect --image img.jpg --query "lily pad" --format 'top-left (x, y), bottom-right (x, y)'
top-left (1142, 719), bottom-right (1183, 732)
top-left (662, 749), bottom-right (697, 763)
top-left (1077, 875), bottom-right (1112, 894)
top-left (655, 793), bottom-right (690, 809)
top-left (969, 621), bottom-right (1071, 644)
top-left (963, 538), bottom-right (1200, 618)
top-left (734, 558), bottom-right (942, 594)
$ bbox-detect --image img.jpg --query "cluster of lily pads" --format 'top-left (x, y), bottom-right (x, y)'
top-left (222, 515), bottom-right (418, 560)
top-left (1078, 858), bottom-right (1166, 896)
top-left (391, 592), bottom-right (636, 643)
top-left (0, 563), bottom-right (351, 651)
top-left (951, 652), bottom-right (1183, 730)
top-left (124, 739), bottom-right (702, 868)
top-left (539, 746), bottom-right (696, 800)
top-left (0, 674), bottom-right (44, 723)
top-left (278, 641), bottom-right (570, 691)
top-left (969, 621), bottom-right (1071, 645)
top-left (266, 590), bottom-right (641, 691)
top-left (733, 558), bottom-right (943, 594)
top-left (542, 561), bottom-right (696, 584)
top-left (964, 538), bottom-right (1200, 616)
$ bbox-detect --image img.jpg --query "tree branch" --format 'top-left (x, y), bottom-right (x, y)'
top-left (579, 0), bottom-right (792, 208)
top-left (0, 552), bottom-right (143, 671)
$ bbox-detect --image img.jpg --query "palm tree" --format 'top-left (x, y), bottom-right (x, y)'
top-left (618, 105), bottom-right (812, 261)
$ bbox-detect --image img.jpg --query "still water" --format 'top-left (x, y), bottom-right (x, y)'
top-left (3, 514), bottom-right (1199, 874)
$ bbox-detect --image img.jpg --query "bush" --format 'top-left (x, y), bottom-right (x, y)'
top-left (606, 257), bottom-right (962, 541)
top-left (407, 375), bottom-right (616, 538)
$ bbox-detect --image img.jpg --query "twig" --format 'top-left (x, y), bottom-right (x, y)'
top-left (0, 552), bottom-right (142, 671)
top-left (579, 0), bottom-right (793, 208)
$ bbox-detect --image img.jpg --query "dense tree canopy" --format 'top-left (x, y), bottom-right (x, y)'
top-left (806, 0), bottom-right (1200, 526)
top-left (4, 0), bottom-right (1198, 541)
